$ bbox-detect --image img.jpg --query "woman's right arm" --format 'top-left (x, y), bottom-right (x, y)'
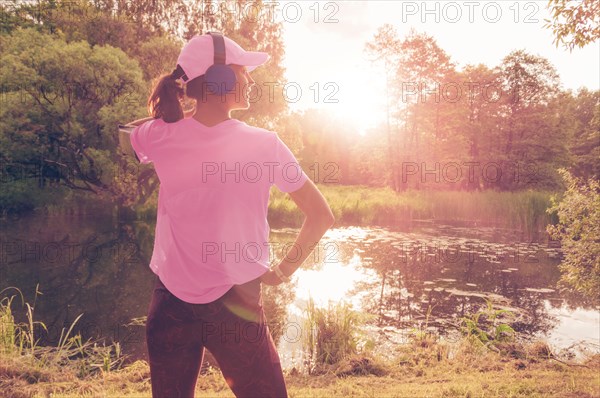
top-left (126, 116), bottom-right (155, 126)
top-left (261, 178), bottom-right (335, 285)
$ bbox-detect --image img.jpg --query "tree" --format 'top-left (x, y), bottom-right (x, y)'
top-left (496, 50), bottom-right (565, 190)
top-left (547, 169), bottom-right (600, 300)
top-left (455, 64), bottom-right (503, 190)
top-left (393, 29), bottom-right (457, 191)
top-left (568, 88), bottom-right (600, 181)
top-left (1, 0), bottom-right (288, 129)
top-left (224, 0), bottom-right (288, 129)
top-left (131, 35), bottom-right (184, 82)
top-left (544, 0), bottom-right (600, 52)
top-left (365, 24), bottom-right (401, 191)
top-left (291, 108), bottom-right (357, 186)
top-left (0, 28), bottom-right (151, 208)
top-left (0, 0), bottom-right (156, 51)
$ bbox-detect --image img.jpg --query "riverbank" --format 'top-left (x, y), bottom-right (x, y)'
top-left (137, 184), bottom-right (555, 234)
top-left (1, 289), bottom-right (598, 398)
top-left (3, 184), bottom-right (557, 236)
top-left (1, 337), bottom-right (598, 397)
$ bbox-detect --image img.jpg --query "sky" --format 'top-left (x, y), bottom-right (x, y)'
top-left (268, 0), bottom-right (600, 134)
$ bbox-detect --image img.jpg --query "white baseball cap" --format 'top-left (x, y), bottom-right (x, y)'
top-left (174, 33), bottom-right (269, 83)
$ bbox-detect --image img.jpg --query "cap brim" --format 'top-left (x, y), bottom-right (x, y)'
top-left (240, 51), bottom-right (269, 72)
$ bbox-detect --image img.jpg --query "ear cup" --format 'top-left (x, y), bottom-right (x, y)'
top-left (204, 64), bottom-right (237, 95)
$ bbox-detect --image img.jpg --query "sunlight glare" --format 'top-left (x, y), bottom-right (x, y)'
top-left (291, 252), bottom-right (377, 310)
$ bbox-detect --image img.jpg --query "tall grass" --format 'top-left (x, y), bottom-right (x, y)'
top-left (420, 189), bottom-right (554, 232)
top-left (0, 295), bottom-right (17, 354)
top-left (302, 297), bottom-right (362, 374)
top-left (0, 285), bottom-right (48, 356)
top-left (3, 179), bottom-right (557, 234)
top-left (268, 184), bottom-right (555, 234)
top-left (0, 285), bottom-right (125, 378)
top-left (131, 183), bottom-right (555, 234)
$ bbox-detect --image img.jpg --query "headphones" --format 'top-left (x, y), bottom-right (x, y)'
top-left (171, 32), bottom-right (237, 96)
top-left (204, 31), bottom-right (237, 96)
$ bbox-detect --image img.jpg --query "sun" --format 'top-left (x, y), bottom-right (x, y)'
top-left (323, 64), bottom-right (386, 136)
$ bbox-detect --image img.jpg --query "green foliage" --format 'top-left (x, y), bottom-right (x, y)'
top-left (459, 297), bottom-right (517, 351)
top-left (493, 50), bottom-right (567, 190)
top-left (0, 285), bottom-right (60, 356)
top-left (0, 180), bottom-right (40, 213)
top-left (565, 88), bottom-right (600, 181)
top-left (131, 35), bottom-right (184, 82)
top-left (407, 303), bottom-right (438, 347)
top-left (302, 297), bottom-right (361, 373)
top-left (0, 27), bottom-right (149, 210)
top-left (0, 284), bottom-right (125, 377)
top-left (544, 0), bottom-right (600, 52)
top-left (547, 169), bottom-right (600, 299)
top-left (269, 184), bottom-right (553, 234)
top-left (0, 294), bottom-right (18, 355)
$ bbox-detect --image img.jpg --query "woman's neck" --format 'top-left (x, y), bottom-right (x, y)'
top-left (191, 105), bottom-right (231, 127)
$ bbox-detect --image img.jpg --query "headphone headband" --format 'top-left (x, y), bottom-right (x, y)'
top-left (207, 31), bottom-right (226, 65)
top-left (173, 32), bottom-right (227, 83)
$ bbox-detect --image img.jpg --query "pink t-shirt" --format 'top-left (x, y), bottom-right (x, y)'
top-left (130, 117), bottom-right (309, 304)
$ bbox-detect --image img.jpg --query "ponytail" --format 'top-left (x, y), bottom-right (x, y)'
top-left (147, 65), bottom-right (207, 123)
top-left (148, 66), bottom-right (185, 123)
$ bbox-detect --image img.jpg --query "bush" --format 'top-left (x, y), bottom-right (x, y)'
top-left (547, 169), bottom-right (600, 299)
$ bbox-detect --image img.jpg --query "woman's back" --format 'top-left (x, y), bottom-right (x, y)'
top-left (130, 116), bottom-right (308, 303)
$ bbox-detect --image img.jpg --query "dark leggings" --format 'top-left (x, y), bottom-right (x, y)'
top-left (145, 275), bottom-right (288, 398)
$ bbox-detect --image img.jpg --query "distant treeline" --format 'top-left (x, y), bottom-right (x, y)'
top-left (299, 26), bottom-right (599, 192)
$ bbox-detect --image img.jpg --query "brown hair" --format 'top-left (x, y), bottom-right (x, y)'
top-left (147, 68), bottom-right (207, 123)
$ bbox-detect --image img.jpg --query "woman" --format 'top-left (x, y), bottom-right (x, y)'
top-left (123, 32), bottom-right (335, 398)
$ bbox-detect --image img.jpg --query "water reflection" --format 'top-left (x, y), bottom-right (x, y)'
top-left (274, 225), bottom-right (600, 366)
top-left (292, 254), bottom-right (378, 309)
top-left (0, 207), bottom-right (157, 362)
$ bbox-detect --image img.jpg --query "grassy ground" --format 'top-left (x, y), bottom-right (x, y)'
top-left (1, 286), bottom-right (598, 398)
top-left (1, 337), bottom-right (598, 398)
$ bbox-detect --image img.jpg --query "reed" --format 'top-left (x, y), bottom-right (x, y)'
top-left (0, 179), bottom-right (558, 234)
top-left (0, 294), bottom-right (17, 355)
top-left (268, 184), bottom-right (555, 234)
top-left (421, 189), bottom-right (554, 232)
top-left (302, 297), bottom-right (361, 374)
top-left (0, 284), bottom-right (125, 379)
